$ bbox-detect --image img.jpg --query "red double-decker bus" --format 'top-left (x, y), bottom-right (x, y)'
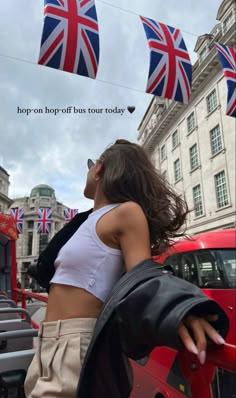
top-left (130, 229), bottom-right (236, 398)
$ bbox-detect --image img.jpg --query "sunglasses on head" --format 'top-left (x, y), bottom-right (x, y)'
top-left (87, 159), bottom-right (96, 170)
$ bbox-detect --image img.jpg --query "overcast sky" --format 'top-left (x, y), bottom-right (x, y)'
top-left (0, 0), bottom-right (222, 211)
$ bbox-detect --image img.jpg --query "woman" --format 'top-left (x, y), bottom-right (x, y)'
top-left (25, 139), bottom-right (226, 397)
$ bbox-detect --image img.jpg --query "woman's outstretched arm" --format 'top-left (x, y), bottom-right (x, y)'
top-left (116, 202), bottom-right (226, 364)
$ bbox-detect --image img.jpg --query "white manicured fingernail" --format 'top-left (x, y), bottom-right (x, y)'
top-left (214, 335), bottom-right (225, 345)
top-left (199, 351), bottom-right (206, 365)
top-left (190, 343), bottom-right (198, 355)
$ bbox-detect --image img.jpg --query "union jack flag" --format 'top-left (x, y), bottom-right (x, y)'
top-left (215, 43), bottom-right (236, 118)
top-left (37, 208), bottom-right (52, 234)
top-left (10, 208), bottom-right (24, 234)
top-left (38, 0), bottom-right (100, 79)
top-left (140, 17), bottom-right (192, 104)
top-left (64, 208), bottom-right (79, 222)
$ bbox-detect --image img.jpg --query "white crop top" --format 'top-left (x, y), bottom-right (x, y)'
top-left (50, 204), bottom-right (124, 302)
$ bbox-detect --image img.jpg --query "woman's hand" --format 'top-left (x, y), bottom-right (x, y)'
top-left (178, 315), bottom-right (225, 364)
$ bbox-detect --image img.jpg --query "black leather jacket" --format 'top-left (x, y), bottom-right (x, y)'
top-left (76, 259), bottom-right (229, 398)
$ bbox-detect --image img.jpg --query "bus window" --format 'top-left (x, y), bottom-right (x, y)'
top-left (164, 254), bottom-right (199, 285)
top-left (195, 251), bottom-right (224, 288)
top-left (181, 254), bottom-right (199, 286)
top-left (164, 255), bottom-right (182, 278)
top-left (217, 249), bottom-right (236, 288)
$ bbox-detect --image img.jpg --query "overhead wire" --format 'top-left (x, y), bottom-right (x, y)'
top-left (0, 53), bottom-right (145, 94)
top-left (96, 0), bottom-right (200, 37)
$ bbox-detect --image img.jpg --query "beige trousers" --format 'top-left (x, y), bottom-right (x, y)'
top-left (24, 318), bottom-right (97, 398)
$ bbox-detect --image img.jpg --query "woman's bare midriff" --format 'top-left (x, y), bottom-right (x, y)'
top-left (45, 284), bottom-right (103, 322)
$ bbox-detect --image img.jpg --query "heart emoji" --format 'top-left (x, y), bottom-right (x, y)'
top-left (127, 106), bottom-right (135, 114)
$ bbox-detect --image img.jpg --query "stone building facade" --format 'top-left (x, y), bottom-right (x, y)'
top-left (10, 184), bottom-right (69, 284)
top-left (138, 0), bottom-right (236, 235)
top-left (0, 166), bottom-right (13, 213)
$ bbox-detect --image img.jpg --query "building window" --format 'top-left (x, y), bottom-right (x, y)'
top-left (172, 130), bottom-right (179, 149)
top-left (215, 171), bottom-right (229, 209)
top-left (27, 232), bottom-right (33, 256)
top-left (187, 112), bottom-right (195, 133)
top-left (210, 125), bottom-right (222, 155)
top-left (27, 221), bottom-right (34, 229)
top-left (162, 170), bottom-right (167, 180)
top-left (189, 143), bottom-right (199, 170)
top-left (160, 144), bottom-right (166, 161)
top-left (40, 199), bottom-right (49, 206)
top-left (193, 185), bottom-right (203, 217)
top-left (212, 25), bottom-right (221, 37)
top-left (39, 234), bottom-right (49, 254)
top-left (206, 89), bottom-right (217, 113)
top-left (199, 47), bottom-right (208, 62)
top-left (223, 13), bottom-right (233, 33)
top-left (174, 159), bottom-right (181, 182)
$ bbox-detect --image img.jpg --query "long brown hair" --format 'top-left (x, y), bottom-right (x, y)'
top-left (99, 139), bottom-right (189, 255)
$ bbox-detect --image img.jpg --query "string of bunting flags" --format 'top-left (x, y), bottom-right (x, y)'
top-left (9, 207), bottom-right (79, 234)
top-left (37, 0), bottom-right (235, 116)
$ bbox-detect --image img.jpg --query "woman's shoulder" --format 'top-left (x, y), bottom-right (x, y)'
top-left (116, 201), bottom-right (147, 224)
top-left (117, 201), bottom-right (144, 214)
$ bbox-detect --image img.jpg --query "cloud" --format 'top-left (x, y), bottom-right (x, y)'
top-left (0, 0), bottom-right (222, 210)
